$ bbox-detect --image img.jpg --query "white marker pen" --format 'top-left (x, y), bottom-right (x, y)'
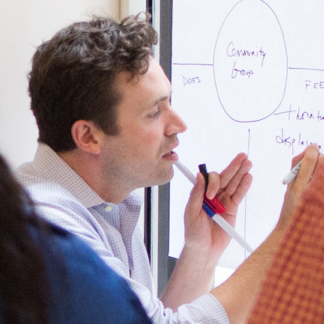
top-left (282, 160), bottom-right (303, 185)
top-left (174, 160), bottom-right (254, 253)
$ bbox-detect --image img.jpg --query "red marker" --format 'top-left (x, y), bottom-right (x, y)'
top-left (199, 164), bottom-right (226, 215)
top-left (174, 160), bottom-right (253, 253)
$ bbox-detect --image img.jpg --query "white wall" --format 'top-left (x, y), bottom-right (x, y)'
top-left (120, 0), bottom-right (146, 17)
top-left (0, 0), bottom-right (120, 169)
top-left (0, 0), bottom-right (147, 237)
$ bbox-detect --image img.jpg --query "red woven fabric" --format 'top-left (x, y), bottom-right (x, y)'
top-left (247, 165), bottom-right (324, 323)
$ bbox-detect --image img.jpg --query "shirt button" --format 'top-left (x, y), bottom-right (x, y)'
top-left (105, 205), bottom-right (112, 212)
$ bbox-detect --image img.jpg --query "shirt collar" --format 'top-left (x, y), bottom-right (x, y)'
top-left (33, 143), bottom-right (142, 209)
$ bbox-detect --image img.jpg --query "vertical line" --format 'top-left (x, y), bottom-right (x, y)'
top-left (152, 0), bottom-right (160, 63)
top-left (157, 0), bottom-right (174, 296)
top-left (146, 0), bottom-right (159, 295)
top-left (245, 129), bottom-right (251, 260)
top-left (144, 187), bottom-right (151, 260)
top-left (247, 129), bottom-right (251, 157)
top-left (151, 186), bottom-right (159, 294)
top-left (146, 0), bottom-right (153, 15)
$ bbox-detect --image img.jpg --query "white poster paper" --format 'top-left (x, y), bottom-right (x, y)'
top-left (170, 0), bottom-right (324, 269)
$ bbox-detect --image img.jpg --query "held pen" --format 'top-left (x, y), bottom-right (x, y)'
top-left (282, 160), bottom-right (302, 185)
top-left (198, 164), bottom-right (226, 215)
top-left (283, 145), bottom-right (321, 185)
top-left (174, 160), bottom-right (254, 253)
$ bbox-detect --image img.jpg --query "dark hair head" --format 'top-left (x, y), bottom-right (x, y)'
top-left (28, 13), bottom-right (158, 152)
top-left (0, 154), bottom-right (49, 324)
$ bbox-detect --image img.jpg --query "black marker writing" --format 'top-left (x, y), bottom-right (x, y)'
top-left (275, 105), bottom-right (324, 122)
top-left (317, 111), bottom-right (324, 121)
top-left (227, 42), bottom-right (266, 66)
top-left (231, 62), bottom-right (254, 78)
top-left (305, 80), bottom-right (324, 90)
top-left (276, 128), bottom-right (320, 154)
top-left (276, 128), bottom-right (295, 154)
top-left (296, 107), bottom-right (315, 120)
top-left (181, 75), bottom-right (201, 86)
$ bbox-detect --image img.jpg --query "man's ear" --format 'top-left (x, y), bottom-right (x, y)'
top-left (71, 120), bottom-right (102, 155)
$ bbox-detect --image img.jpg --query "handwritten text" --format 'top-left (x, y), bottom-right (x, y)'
top-left (182, 75), bottom-right (201, 86)
top-left (276, 128), bottom-right (319, 154)
top-left (275, 105), bottom-right (324, 122)
top-left (305, 80), bottom-right (324, 90)
top-left (227, 42), bottom-right (266, 66)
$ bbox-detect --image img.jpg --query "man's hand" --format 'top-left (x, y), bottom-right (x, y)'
top-left (279, 143), bottom-right (320, 229)
top-left (211, 144), bottom-right (321, 324)
top-left (161, 153), bottom-right (252, 310)
top-left (184, 153), bottom-right (252, 258)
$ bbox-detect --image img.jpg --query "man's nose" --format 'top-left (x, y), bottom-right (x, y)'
top-left (166, 109), bottom-right (187, 135)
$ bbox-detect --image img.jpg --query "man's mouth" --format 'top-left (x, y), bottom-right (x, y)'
top-left (163, 140), bottom-right (179, 159)
top-left (163, 151), bottom-right (173, 157)
top-left (162, 151), bottom-right (178, 162)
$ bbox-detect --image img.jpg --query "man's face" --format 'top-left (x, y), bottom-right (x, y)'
top-left (100, 58), bottom-right (187, 191)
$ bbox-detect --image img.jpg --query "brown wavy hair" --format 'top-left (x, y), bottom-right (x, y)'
top-left (28, 13), bottom-right (158, 152)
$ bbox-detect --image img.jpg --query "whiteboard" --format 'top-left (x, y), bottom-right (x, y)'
top-left (170, 0), bottom-right (324, 269)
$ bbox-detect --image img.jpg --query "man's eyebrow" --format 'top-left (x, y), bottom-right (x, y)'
top-left (151, 94), bottom-right (170, 107)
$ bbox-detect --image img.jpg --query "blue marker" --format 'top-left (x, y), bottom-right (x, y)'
top-left (174, 160), bottom-right (254, 253)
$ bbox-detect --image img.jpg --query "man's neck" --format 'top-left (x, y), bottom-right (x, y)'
top-left (58, 150), bottom-right (131, 204)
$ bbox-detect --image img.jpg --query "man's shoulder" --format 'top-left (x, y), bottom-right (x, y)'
top-left (16, 161), bottom-right (82, 209)
top-left (16, 161), bottom-right (41, 183)
top-left (16, 161), bottom-right (102, 236)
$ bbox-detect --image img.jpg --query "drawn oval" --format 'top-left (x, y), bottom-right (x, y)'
top-left (213, 0), bottom-right (288, 122)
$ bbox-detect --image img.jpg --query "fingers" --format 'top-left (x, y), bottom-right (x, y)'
top-left (279, 144), bottom-right (321, 228)
top-left (221, 159), bottom-right (252, 198)
top-left (291, 146), bottom-right (310, 168)
top-left (186, 172), bottom-right (207, 215)
top-left (205, 171), bottom-right (220, 199)
top-left (219, 153), bottom-right (249, 188)
top-left (312, 153), bottom-right (324, 182)
top-left (293, 143), bottom-right (320, 191)
top-left (204, 153), bottom-right (251, 199)
top-left (229, 173), bottom-right (253, 207)
top-left (204, 153), bottom-right (252, 201)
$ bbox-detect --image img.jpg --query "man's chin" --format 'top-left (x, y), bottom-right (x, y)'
top-left (159, 169), bottom-right (174, 185)
top-left (150, 169), bottom-right (174, 187)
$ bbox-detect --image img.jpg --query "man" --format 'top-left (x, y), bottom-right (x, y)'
top-left (16, 14), bottom-right (320, 324)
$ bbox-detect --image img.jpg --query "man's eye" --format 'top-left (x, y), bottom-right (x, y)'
top-left (148, 110), bottom-right (160, 118)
